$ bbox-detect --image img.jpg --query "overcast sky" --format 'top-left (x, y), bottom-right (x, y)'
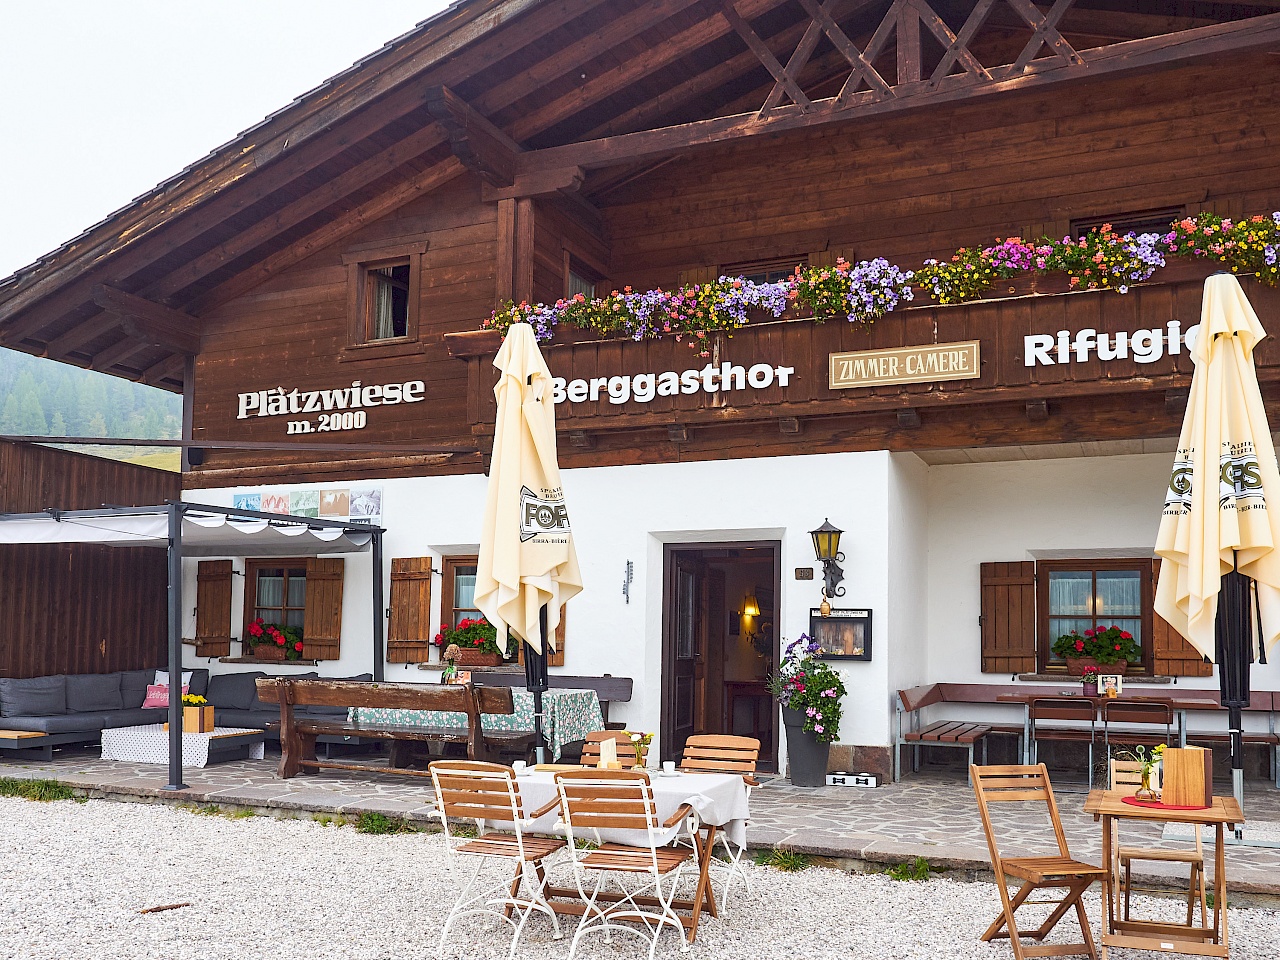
top-left (0, 1), bottom-right (449, 280)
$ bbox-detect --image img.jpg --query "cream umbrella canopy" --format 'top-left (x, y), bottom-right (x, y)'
top-left (1155, 272), bottom-right (1280, 809)
top-left (474, 323), bottom-right (582, 756)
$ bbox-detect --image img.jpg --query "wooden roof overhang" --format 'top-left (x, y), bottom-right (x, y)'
top-left (2, 0), bottom-right (1279, 395)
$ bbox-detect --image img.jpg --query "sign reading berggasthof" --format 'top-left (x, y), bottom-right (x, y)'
top-left (829, 341), bottom-right (981, 389)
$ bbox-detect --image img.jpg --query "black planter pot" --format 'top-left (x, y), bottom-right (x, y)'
top-left (782, 707), bottom-right (831, 787)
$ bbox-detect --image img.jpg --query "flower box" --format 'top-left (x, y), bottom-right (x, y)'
top-left (452, 649), bottom-right (502, 667)
top-left (1065, 657), bottom-right (1128, 676)
top-left (164, 705), bottom-right (215, 733)
top-left (250, 643), bottom-right (285, 661)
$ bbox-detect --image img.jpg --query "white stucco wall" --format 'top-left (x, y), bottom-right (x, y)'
top-left (182, 449), bottom-right (895, 760)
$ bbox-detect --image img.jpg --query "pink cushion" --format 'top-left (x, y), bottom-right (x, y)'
top-left (141, 684), bottom-right (189, 709)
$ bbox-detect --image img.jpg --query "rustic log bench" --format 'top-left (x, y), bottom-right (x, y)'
top-left (256, 678), bottom-right (531, 779)
top-left (475, 671), bottom-right (635, 729)
top-left (895, 683), bottom-right (1030, 782)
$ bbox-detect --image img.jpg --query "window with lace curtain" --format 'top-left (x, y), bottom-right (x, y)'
top-left (341, 240), bottom-right (427, 356)
top-left (1036, 559), bottom-right (1151, 673)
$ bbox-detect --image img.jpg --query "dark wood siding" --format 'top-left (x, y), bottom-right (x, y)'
top-left (0, 441), bottom-right (179, 679)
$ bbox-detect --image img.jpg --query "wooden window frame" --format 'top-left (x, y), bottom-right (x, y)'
top-left (562, 245), bottom-right (607, 300)
top-left (340, 239), bottom-right (428, 361)
top-left (441, 555), bottom-right (482, 629)
top-left (722, 256), bottom-right (798, 284)
top-left (243, 558), bottom-right (309, 638)
top-left (1070, 206), bottom-right (1185, 239)
top-left (1035, 558), bottom-right (1153, 675)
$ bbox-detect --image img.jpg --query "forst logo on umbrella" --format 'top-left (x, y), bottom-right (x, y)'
top-left (1163, 443), bottom-right (1264, 514)
top-left (519, 485), bottom-right (571, 542)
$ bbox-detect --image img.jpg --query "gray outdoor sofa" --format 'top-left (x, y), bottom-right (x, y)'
top-left (0, 668), bottom-right (211, 760)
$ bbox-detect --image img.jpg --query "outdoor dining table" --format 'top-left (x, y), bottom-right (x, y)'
top-left (1084, 789), bottom-right (1243, 957)
top-left (510, 767), bottom-right (751, 942)
top-left (351, 687), bottom-right (603, 760)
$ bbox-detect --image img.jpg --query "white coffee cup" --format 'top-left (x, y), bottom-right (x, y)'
top-left (512, 760), bottom-right (528, 775)
top-left (662, 760), bottom-right (676, 774)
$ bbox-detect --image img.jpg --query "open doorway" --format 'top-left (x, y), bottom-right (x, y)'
top-left (660, 541), bottom-right (780, 771)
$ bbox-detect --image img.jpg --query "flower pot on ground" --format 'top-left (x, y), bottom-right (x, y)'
top-left (768, 635), bottom-right (847, 788)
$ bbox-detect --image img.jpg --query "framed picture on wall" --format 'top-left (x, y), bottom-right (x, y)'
top-left (808, 608), bottom-right (872, 660)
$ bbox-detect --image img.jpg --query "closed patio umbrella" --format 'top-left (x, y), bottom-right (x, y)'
top-left (474, 322), bottom-right (582, 762)
top-left (1155, 272), bottom-right (1280, 814)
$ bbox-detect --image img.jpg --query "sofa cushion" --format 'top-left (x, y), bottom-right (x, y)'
top-left (0, 675), bottom-right (68, 717)
top-left (101, 708), bottom-right (167, 728)
top-left (212, 708), bottom-right (272, 729)
top-left (188, 669), bottom-right (210, 697)
top-left (120, 670), bottom-right (153, 709)
top-left (141, 684), bottom-right (187, 709)
top-left (0, 713), bottom-right (102, 734)
top-left (208, 672), bottom-right (265, 710)
top-left (65, 673), bottom-right (124, 713)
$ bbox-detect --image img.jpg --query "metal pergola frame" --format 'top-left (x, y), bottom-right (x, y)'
top-left (0, 500), bottom-right (386, 791)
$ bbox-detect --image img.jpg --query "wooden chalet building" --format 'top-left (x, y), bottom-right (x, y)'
top-left (4, 0), bottom-right (1280, 775)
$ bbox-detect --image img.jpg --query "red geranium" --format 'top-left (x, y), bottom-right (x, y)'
top-left (294, 641), bottom-right (303, 652)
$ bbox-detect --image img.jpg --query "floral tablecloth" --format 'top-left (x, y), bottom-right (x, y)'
top-left (352, 687), bottom-right (603, 761)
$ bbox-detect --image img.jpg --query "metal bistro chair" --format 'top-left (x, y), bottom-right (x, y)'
top-left (1102, 700), bottom-right (1176, 764)
top-left (580, 730), bottom-right (639, 767)
top-left (555, 768), bottom-right (695, 959)
top-left (1108, 759), bottom-right (1208, 929)
top-left (678, 734), bottom-right (760, 911)
top-left (429, 761), bottom-right (566, 960)
top-left (1030, 697), bottom-right (1097, 787)
top-left (971, 764), bottom-right (1106, 960)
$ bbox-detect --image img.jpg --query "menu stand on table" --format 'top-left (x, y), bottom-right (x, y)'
top-left (1084, 790), bottom-right (1243, 958)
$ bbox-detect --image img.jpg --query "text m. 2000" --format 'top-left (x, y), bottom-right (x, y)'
top-left (285, 411), bottom-right (367, 434)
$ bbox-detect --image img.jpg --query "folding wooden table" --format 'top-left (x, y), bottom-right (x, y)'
top-left (1084, 790), bottom-right (1243, 958)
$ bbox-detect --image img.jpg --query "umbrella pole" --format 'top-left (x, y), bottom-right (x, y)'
top-left (1216, 567), bottom-right (1253, 829)
top-left (524, 605), bottom-right (550, 765)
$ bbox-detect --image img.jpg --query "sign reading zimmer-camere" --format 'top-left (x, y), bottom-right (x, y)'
top-left (829, 341), bottom-right (981, 390)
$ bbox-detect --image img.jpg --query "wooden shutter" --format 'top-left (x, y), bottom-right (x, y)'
top-left (980, 561), bottom-right (1037, 674)
top-left (387, 557), bottom-right (433, 663)
top-left (1151, 559), bottom-right (1212, 677)
top-left (517, 605), bottom-right (567, 667)
top-left (194, 560), bottom-right (233, 658)
top-left (303, 557), bottom-right (344, 661)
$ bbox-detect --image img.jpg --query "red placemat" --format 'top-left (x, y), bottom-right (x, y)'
top-left (1120, 795), bottom-right (1210, 811)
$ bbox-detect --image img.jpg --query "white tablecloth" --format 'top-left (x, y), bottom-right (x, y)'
top-left (100, 724), bottom-right (266, 767)
top-left (500, 770), bottom-right (750, 848)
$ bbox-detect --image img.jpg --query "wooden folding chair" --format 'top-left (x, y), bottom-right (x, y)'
top-left (678, 734), bottom-right (760, 910)
top-left (1108, 759), bottom-right (1207, 928)
top-left (555, 768), bottom-right (695, 958)
top-left (971, 764), bottom-right (1106, 960)
top-left (429, 760), bottom-right (566, 959)
top-left (580, 730), bottom-right (639, 767)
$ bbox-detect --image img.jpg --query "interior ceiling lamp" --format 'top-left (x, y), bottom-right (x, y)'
top-left (742, 591), bottom-right (761, 618)
top-left (810, 518), bottom-right (845, 616)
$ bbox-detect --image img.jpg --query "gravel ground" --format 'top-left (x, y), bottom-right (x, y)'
top-left (2, 797), bottom-right (1279, 960)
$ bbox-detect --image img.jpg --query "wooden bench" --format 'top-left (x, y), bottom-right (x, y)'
top-left (256, 678), bottom-right (531, 779)
top-left (1183, 691), bottom-right (1280, 788)
top-left (895, 683), bottom-right (1031, 782)
top-left (475, 671), bottom-right (634, 729)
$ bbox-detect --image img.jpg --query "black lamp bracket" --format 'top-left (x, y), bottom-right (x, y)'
top-left (820, 552), bottom-right (846, 600)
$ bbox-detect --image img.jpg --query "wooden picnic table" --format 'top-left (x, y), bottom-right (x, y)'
top-left (1085, 789), bottom-right (1243, 958)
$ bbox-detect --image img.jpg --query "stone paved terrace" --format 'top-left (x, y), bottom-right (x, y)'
top-left (4, 746), bottom-right (1279, 900)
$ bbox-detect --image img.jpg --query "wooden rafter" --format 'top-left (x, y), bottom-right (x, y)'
top-left (798, 0), bottom-right (893, 101)
top-left (721, 1), bottom-right (811, 112)
top-left (1008, 0), bottom-right (1081, 73)
top-left (916, 0), bottom-right (993, 84)
top-left (91, 285), bottom-right (201, 355)
top-left (516, 12), bottom-right (1280, 175)
top-left (425, 85), bottom-right (522, 186)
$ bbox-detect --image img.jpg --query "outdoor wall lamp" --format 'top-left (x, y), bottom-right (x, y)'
top-left (809, 518), bottom-right (845, 615)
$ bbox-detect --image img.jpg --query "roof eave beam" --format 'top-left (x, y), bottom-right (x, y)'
top-left (91, 284), bottom-right (201, 355)
top-left (425, 84), bottom-right (522, 186)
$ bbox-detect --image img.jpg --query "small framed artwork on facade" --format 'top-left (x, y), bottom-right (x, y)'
top-left (808, 608), bottom-right (873, 660)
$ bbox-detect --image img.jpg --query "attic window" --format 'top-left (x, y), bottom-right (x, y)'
top-left (1071, 207), bottom-right (1184, 239)
top-left (340, 239), bottom-right (428, 358)
top-left (724, 257), bottom-right (798, 285)
top-left (366, 263), bottom-right (410, 340)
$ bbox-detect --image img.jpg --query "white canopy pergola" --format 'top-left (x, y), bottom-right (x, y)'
top-left (0, 501), bottom-right (385, 789)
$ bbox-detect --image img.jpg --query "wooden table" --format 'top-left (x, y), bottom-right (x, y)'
top-left (1084, 790), bottom-right (1243, 958)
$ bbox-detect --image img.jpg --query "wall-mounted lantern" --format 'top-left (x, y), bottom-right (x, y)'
top-left (809, 518), bottom-right (845, 616)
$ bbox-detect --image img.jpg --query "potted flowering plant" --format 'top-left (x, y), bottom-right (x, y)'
top-left (163, 693), bottom-right (214, 733)
top-left (246, 618), bottom-right (304, 661)
top-left (766, 635), bottom-right (847, 786)
top-left (434, 617), bottom-right (502, 666)
top-left (1080, 664), bottom-right (1100, 698)
top-left (1051, 625), bottom-right (1141, 675)
top-left (623, 730), bottom-right (654, 770)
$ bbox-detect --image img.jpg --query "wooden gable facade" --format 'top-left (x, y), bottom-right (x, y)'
top-left (3, 1), bottom-right (1280, 486)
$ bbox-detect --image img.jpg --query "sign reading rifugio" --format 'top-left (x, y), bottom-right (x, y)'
top-left (236, 379), bottom-right (426, 435)
top-left (551, 361), bottom-right (795, 406)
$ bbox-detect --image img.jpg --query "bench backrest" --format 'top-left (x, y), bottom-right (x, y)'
top-left (897, 684), bottom-right (943, 712)
top-left (477, 672), bottom-right (633, 723)
top-left (256, 678), bottom-right (514, 715)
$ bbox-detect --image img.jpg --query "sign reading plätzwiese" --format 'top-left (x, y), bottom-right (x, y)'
top-left (829, 341), bottom-right (981, 389)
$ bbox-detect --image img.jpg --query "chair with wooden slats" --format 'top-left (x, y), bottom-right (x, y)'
top-left (1030, 698), bottom-right (1098, 787)
top-left (554, 768), bottom-right (695, 957)
top-left (678, 734), bottom-right (760, 909)
top-left (1102, 701), bottom-right (1175, 763)
top-left (579, 730), bottom-right (639, 767)
top-left (429, 761), bottom-right (565, 959)
top-left (1108, 759), bottom-right (1207, 929)
top-left (971, 764), bottom-right (1106, 960)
